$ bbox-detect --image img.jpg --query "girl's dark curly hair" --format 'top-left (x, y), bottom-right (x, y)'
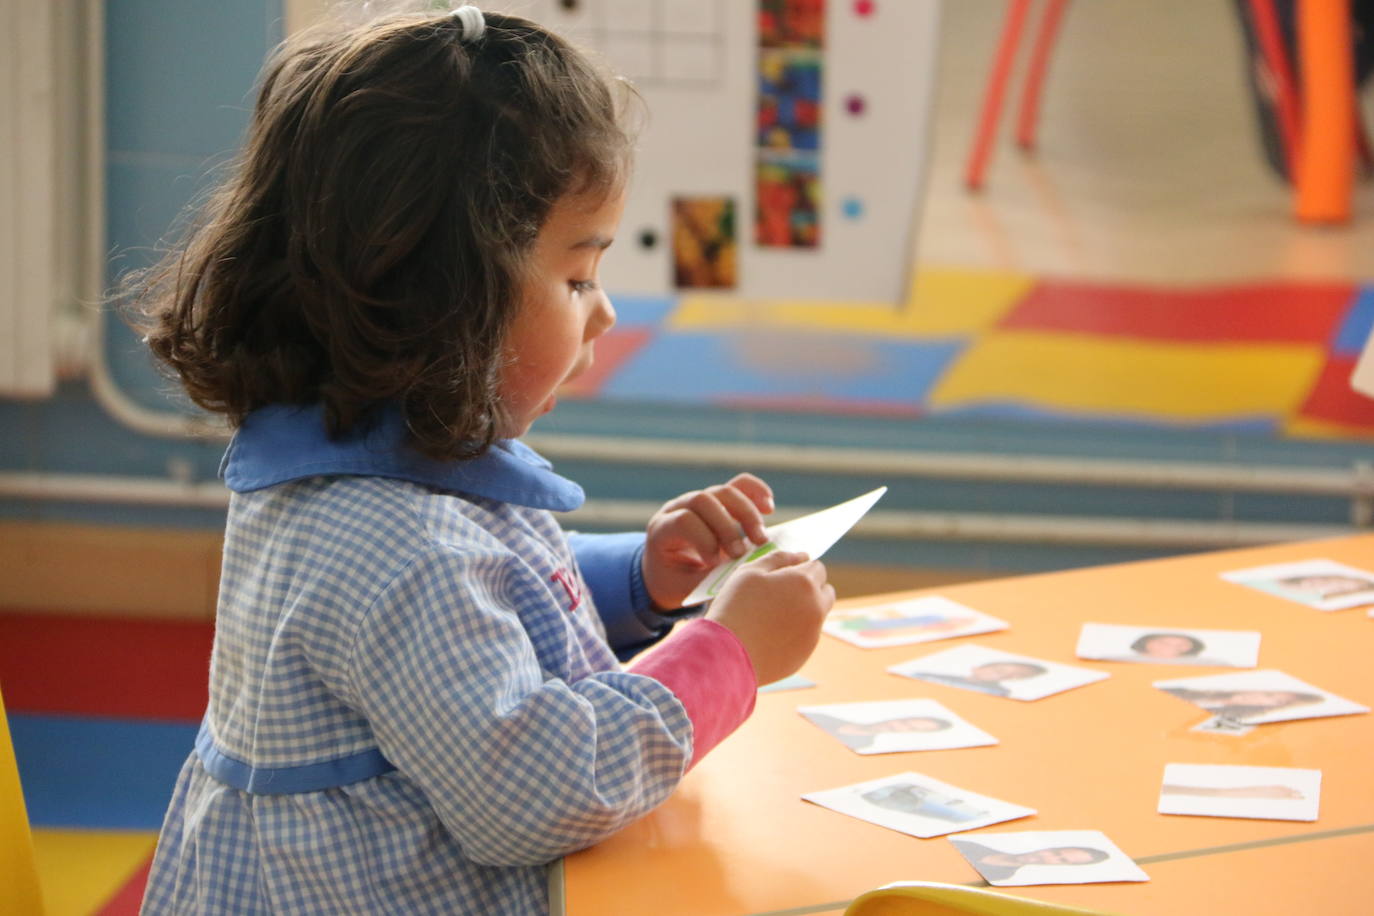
top-left (124, 5), bottom-right (633, 460)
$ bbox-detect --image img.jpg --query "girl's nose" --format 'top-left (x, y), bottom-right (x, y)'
top-left (589, 292), bottom-right (616, 339)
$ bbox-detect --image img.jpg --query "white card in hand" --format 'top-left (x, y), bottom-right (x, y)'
top-left (682, 487), bottom-right (886, 605)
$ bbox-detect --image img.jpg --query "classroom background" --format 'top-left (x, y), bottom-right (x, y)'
top-left (2, 1), bottom-right (1373, 913)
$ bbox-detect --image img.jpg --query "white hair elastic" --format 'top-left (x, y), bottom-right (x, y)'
top-left (450, 4), bottom-right (485, 42)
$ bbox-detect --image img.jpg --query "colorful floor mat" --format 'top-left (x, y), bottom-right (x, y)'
top-left (568, 269), bottom-right (1374, 439)
top-left (1, 612), bottom-right (211, 915)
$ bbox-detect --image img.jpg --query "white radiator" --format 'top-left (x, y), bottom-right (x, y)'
top-left (0, 1), bottom-right (98, 397)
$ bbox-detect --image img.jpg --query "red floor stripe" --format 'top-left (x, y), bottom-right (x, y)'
top-left (1001, 280), bottom-right (1357, 344)
top-left (1297, 354), bottom-right (1374, 430)
top-left (0, 612), bottom-right (211, 721)
top-left (94, 853), bottom-right (154, 916)
top-left (560, 326), bottom-right (654, 398)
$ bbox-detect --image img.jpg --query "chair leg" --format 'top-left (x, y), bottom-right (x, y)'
top-left (1015, 0), bottom-right (1070, 150)
top-left (1247, 0), bottom-right (1303, 180)
top-left (965, 0), bottom-right (1034, 190)
top-left (1294, 0), bottom-right (1355, 223)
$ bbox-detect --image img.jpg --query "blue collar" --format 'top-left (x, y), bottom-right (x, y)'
top-left (219, 404), bottom-right (584, 512)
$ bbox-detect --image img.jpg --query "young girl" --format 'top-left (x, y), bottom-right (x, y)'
top-left (129, 5), bottom-right (834, 913)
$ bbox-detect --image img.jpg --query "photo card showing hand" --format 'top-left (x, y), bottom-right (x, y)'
top-left (1158, 763), bottom-right (1321, 821)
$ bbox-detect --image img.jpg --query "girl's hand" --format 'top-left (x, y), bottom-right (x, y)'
top-left (706, 549), bottom-right (835, 686)
top-left (642, 473), bottom-right (775, 609)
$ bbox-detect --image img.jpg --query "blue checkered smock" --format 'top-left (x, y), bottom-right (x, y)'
top-left (141, 406), bottom-right (693, 915)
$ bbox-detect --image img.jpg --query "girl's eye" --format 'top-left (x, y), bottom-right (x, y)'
top-left (570, 279), bottom-right (598, 294)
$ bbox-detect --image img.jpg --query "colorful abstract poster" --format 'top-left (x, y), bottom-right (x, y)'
top-left (756, 0), bottom-right (824, 249)
top-left (759, 0), bottom-right (826, 49)
top-left (671, 196), bottom-right (738, 289)
top-left (758, 49), bottom-right (822, 151)
top-left (756, 151), bottom-right (820, 248)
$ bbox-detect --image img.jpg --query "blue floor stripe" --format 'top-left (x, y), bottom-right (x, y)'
top-left (10, 713), bottom-right (197, 830)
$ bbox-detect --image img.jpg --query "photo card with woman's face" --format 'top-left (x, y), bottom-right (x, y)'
top-left (1154, 669), bottom-right (1370, 725)
top-left (1158, 763), bottom-right (1321, 821)
top-left (1221, 558), bottom-right (1374, 611)
top-left (949, 829), bottom-right (1148, 887)
top-left (1075, 622), bottom-right (1259, 668)
top-left (822, 595), bottom-right (1009, 649)
top-left (888, 644), bottom-right (1109, 702)
top-left (802, 771), bottom-right (1035, 839)
top-left (797, 698), bottom-right (997, 755)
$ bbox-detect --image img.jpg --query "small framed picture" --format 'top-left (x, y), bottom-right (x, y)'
top-left (1075, 622), bottom-right (1259, 668)
top-left (797, 698), bottom-right (996, 755)
top-left (1154, 669), bottom-right (1370, 725)
top-left (950, 830), bottom-right (1148, 887)
top-left (803, 771), bottom-right (1034, 839)
top-left (888, 644), bottom-right (1108, 702)
top-left (1159, 763), bottom-right (1320, 821)
top-left (823, 596), bottom-right (1009, 649)
top-left (1221, 558), bottom-right (1374, 611)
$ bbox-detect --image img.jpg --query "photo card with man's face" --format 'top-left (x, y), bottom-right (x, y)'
top-left (1154, 669), bottom-right (1370, 725)
top-left (797, 698), bottom-right (997, 755)
top-left (949, 830), bottom-right (1148, 887)
top-left (1221, 558), bottom-right (1374, 611)
top-left (1158, 763), bottom-right (1321, 822)
top-left (887, 644), bottom-right (1109, 702)
top-left (802, 771), bottom-right (1034, 839)
top-left (1075, 622), bottom-right (1259, 668)
top-left (822, 595), bottom-right (1009, 649)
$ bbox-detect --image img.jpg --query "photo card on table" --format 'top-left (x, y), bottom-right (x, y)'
top-left (1154, 669), bottom-right (1370, 725)
top-left (1221, 558), bottom-right (1374, 611)
top-left (797, 698), bottom-right (996, 755)
top-left (1158, 763), bottom-right (1321, 821)
top-left (888, 644), bottom-right (1109, 702)
top-left (822, 595), bottom-right (1009, 649)
top-left (1076, 622), bottom-right (1259, 668)
top-left (802, 771), bottom-right (1034, 839)
top-left (950, 829), bottom-right (1148, 887)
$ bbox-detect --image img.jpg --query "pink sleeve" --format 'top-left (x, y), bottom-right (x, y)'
top-left (626, 618), bottom-right (756, 769)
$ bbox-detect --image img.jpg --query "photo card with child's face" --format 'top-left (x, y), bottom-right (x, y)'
top-left (949, 830), bottom-right (1148, 887)
top-left (1154, 669), bottom-right (1370, 725)
top-left (797, 698), bottom-right (996, 755)
top-left (1076, 622), bottom-right (1259, 668)
top-left (802, 771), bottom-right (1034, 839)
top-left (888, 644), bottom-right (1109, 702)
top-left (1221, 558), bottom-right (1374, 611)
top-left (1159, 763), bottom-right (1321, 821)
top-left (822, 595), bottom-right (1009, 649)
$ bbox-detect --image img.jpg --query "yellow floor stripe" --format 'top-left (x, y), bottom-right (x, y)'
top-left (929, 332), bottom-right (1325, 420)
top-left (670, 268), bottom-right (1034, 338)
top-left (31, 829), bottom-right (156, 916)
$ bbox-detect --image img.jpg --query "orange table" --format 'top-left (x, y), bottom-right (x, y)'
top-left (558, 535), bottom-right (1374, 916)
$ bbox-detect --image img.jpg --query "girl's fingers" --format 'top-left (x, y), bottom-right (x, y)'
top-left (662, 509), bottom-right (725, 564)
top-left (750, 549), bottom-right (809, 571)
top-left (726, 472), bottom-right (775, 514)
top-left (712, 483), bottom-right (770, 545)
top-left (685, 490), bottom-right (751, 557)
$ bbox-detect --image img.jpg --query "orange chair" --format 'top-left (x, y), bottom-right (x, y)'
top-left (1, 682), bottom-right (45, 914)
